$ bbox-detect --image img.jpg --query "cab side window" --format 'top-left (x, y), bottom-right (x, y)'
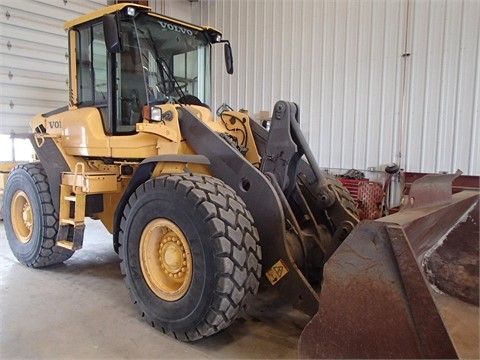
top-left (76, 23), bottom-right (110, 131)
top-left (118, 45), bottom-right (145, 130)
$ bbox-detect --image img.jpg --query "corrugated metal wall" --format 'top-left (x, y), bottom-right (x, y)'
top-left (0, 0), bottom-right (107, 135)
top-left (404, 0), bottom-right (479, 175)
top-left (197, 0), bottom-right (479, 175)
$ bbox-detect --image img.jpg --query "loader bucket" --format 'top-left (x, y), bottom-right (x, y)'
top-left (298, 173), bottom-right (479, 359)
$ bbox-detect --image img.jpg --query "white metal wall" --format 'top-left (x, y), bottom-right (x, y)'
top-left (197, 0), bottom-right (480, 175)
top-left (0, 0), bottom-right (107, 135)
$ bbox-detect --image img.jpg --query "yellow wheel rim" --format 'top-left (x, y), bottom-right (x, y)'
top-left (11, 190), bottom-right (34, 244)
top-left (140, 219), bottom-right (193, 301)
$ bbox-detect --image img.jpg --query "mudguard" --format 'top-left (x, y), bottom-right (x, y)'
top-left (112, 154), bottom-right (211, 251)
top-left (27, 134), bottom-right (70, 214)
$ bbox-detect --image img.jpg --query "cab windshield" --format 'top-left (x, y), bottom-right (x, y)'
top-left (117, 13), bottom-right (211, 130)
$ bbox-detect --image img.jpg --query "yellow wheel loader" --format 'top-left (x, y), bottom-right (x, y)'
top-left (3, 3), bottom-right (478, 357)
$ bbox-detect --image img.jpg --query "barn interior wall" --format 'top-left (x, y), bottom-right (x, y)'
top-left (0, 0), bottom-right (478, 175)
top-left (199, 0), bottom-right (479, 175)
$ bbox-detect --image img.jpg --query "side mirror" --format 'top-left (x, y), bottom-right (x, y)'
top-left (103, 13), bottom-right (122, 53)
top-left (224, 42), bottom-right (234, 75)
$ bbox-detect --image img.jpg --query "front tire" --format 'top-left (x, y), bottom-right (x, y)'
top-left (4, 163), bottom-right (74, 267)
top-left (119, 174), bottom-right (261, 341)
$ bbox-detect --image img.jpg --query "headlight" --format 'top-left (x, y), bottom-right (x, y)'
top-left (151, 107), bottom-right (162, 121)
top-left (126, 7), bottom-right (136, 17)
top-left (204, 27), bottom-right (223, 44)
top-left (142, 105), bottom-right (163, 122)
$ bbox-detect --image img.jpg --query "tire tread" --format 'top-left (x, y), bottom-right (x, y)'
top-left (5, 163), bottom-right (74, 267)
top-left (119, 173), bottom-right (261, 341)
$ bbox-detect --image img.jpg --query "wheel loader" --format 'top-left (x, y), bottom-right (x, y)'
top-left (3, 3), bottom-right (478, 358)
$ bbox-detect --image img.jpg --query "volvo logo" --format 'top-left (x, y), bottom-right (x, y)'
top-left (158, 21), bottom-right (196, 36)
top-left (49, 121), bottom-right (61, 129)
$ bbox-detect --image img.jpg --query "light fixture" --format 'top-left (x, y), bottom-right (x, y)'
top-left (151, 107), bottom-right (162, 121)
top-left (142, 105), bottom-right (162, 122)
top-left (126, 7), bottom-right (136, 17)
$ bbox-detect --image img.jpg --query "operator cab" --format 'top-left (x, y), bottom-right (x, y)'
top-left (66, 4), bottom-right (232, 135)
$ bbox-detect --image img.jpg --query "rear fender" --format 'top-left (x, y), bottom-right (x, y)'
top-left (27, 134), bottom-right (70, 214)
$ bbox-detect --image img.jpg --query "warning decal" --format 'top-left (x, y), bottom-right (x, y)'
top-left (265, 259), bottom-right (289, 285)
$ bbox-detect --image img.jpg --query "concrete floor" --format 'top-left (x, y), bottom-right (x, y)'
top-left (0, 218), bottom-right (309, 359)
top-left (1, 218), bottom-right (478, 359)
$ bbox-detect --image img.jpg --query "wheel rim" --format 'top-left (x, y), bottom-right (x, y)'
top-left (140, 218), bottom-right (193, 301)
top-left (11, 190), bottom-right (34, 244)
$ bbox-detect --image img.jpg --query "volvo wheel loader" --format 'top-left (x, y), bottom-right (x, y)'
top-left (3, 4), bottom-right (478, 357)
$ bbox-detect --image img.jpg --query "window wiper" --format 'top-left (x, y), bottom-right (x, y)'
top-left (158, 57), bottom-right (186, 101)
top-left (142, 27), bottom-right (185, 102)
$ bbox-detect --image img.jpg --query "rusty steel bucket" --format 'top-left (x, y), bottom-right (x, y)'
top-left (299, 173), bottom-right (479, 359)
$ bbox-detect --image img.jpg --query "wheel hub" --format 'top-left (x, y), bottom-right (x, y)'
top-left (140, 219), bottom-right (192, 301)
top-left (22, 203), bottom-right (33, 229)
top-left (160, 233), bottom-right (188, 278)
top-left (11, 190), bottom-right (33, 244)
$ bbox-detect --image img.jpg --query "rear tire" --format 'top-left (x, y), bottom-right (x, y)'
top-left (4, 163), bottom-right (74, 267)
top-left (119, 173), bottom-right (261, 341)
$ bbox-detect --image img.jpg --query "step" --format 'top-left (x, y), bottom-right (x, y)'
top-left (60, 218), bottom-right (76, 226)
top-left (56, 240), bottom-right (76, 250)
top-left (62, 171), bottom-right (118, 194)
top-left (56, 224), bottom-right (85, 251)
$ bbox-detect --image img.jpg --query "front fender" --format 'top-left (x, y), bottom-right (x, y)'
top-left (178, 107), bottom-right (320, 316)
top-left (112, 154), bottom-right (210, 251)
